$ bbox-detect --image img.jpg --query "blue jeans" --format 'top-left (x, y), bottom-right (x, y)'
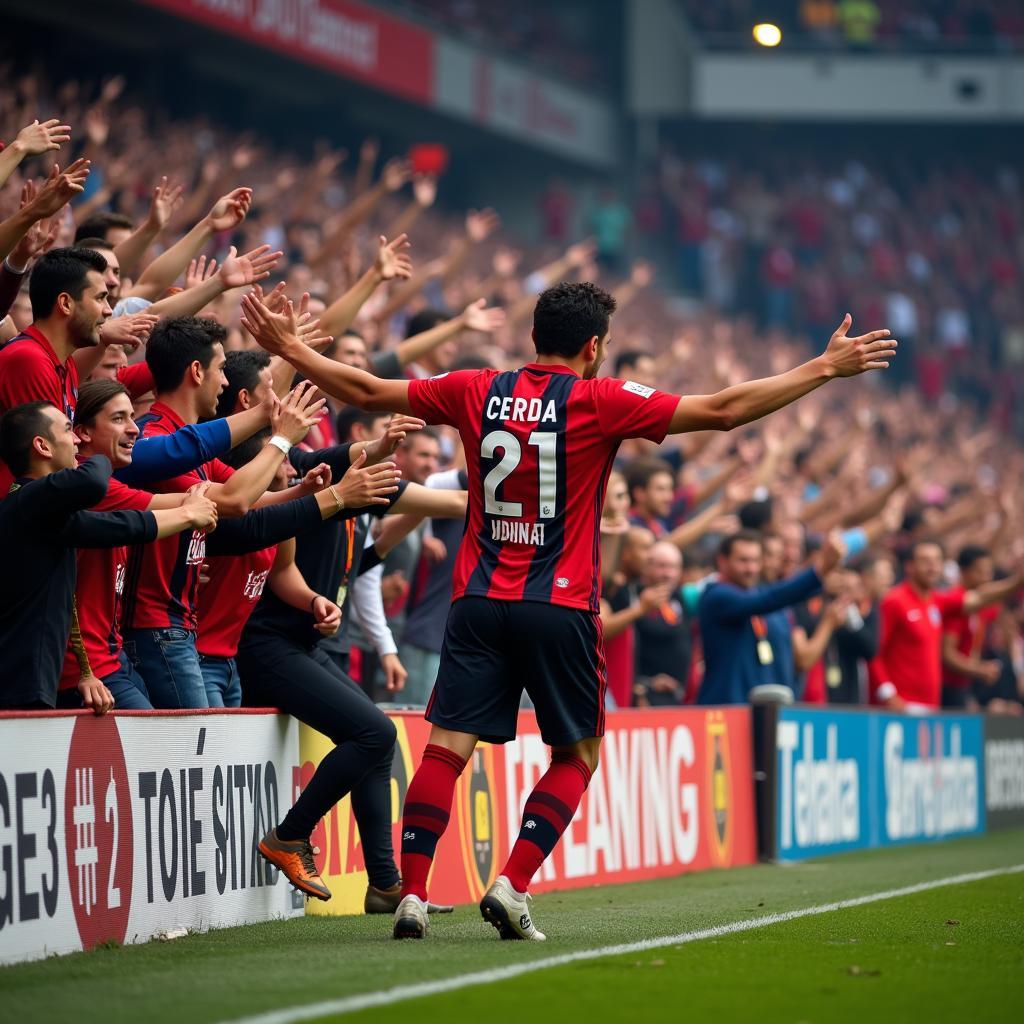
top-left (199, 653), bottom-right (242, 708)
top-left (104, 651), bottom-right (153, 710)
top-left (124, 627), bottom-right (209, 709)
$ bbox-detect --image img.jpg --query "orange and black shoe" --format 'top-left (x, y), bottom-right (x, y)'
top-left (258, 828), bottom-right (332, 901)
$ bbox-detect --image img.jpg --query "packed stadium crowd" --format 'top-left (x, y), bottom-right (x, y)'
top-left (681, 0), bottom-right (1024, 50)
top-left (0, 65), bottom-right (1022, 744)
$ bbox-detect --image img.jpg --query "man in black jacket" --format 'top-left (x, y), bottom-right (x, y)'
top-left (0, 401), bottom-right (159, 709)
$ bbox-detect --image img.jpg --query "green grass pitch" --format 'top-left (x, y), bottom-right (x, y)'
top-left (1, 829), bottom-right (1022, 1024)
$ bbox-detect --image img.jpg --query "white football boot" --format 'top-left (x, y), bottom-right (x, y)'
top-left (393, 894), bottom-right (429, 939)
top-left (479, 875), bottom-right (546, 941)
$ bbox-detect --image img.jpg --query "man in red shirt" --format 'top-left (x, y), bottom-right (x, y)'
top-left (941, 544), bottom-right (1003, 709)
top-left (872, 539), bottom-right (1022, 711)
top-left (62, 379), bottom-right (219, 710)
top-left (243, 279), bottom-right (897, 940)
top-left (121, 316), bottom-right (325, 709)
top-left (0, 246), bottom-right (155, 493)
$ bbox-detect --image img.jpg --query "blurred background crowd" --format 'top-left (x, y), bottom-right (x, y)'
top-left (0, 0), bottom-right (1021, 717)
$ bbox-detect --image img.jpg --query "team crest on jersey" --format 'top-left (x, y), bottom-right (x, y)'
top-left (555, 577), bottom-right (570, 589)
top-left (242, 569), bottom-right (270, 601)
top-left (185, 531), bottom-right (206, 566)
top-left (622, 380), bottom-right (655, 399)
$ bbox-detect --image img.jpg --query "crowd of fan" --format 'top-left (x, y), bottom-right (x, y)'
top-left (581, 148), bottom-right (1024, 435)
top-left (0, 68), bottom-right (1022, 728)
top-left (681, 0), bottom-right (1024, 50)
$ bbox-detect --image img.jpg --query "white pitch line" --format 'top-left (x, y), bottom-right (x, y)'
top-left (220, 863), bottom-right (1024, 1024)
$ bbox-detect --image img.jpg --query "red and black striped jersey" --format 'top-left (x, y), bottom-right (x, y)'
top-left (408, 364), bottom-right (678, 613)
top-left (121, 401), bottom-right (232, 632)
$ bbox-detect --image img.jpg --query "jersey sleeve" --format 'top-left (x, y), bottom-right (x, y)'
top-left (0, 347), bottom-right (62, 412)
top-left (97, 477), bottom-right (152, 513)
top-left (117, 362), bottom-right (155, 399)
top-left (937, 588), bottom-right (966, 620)
top-left (407, 370), bottom-right (481, 427)
top-left (593, 377), bottom-right (679, 443)
top-left (206, 458), bottom-right (235, 484)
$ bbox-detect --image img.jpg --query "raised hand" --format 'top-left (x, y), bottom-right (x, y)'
top-left (184, 255), bottom-right (218, 290)
top-left (217, 244), bottom-right (283, 289)
top-left (381, 156), bottom-right (412, 192)
top-left (300, 462), bottom-right (333, 493)
top-left (99, 312), bottom-right (159, 352)
top-left (822, 314), bottom-right (898, 377)
top-left (465, 207), bottom-right (500, 243)
top-left (630, 260), bottom-right (654, 288)
top-left (272, 380), bottom-right (327, 445)
top-left (413, 175), bottom-right (437, 208)
top-left (28, 159), bottom-right (91, 217)
top-left (375, 233), bottom-right (413, 281)
top-left (369, 414), bottom-right (426, 461)
top-left (239, 290), bottom-right (298, 354)
top-left (492, 245), bottom-right (522, 278)
top-left (14, 118), bottom-right (71, 156)
top-left (815, 530), bottom-right (848, 577)
top-left (84, 106), bottom-right (109, 148)
top-left (336, 449), bottom-right (402, 507)
top-left (183, 482), bottom-right (219, 531)
top-left (204, 186), bottom-right (253, 233)
top-left (462, 297), bottom-right (505, 333)
top-left (147, 176), bottom-right (185, 231)
top-left (566, 238), bottom-right (597, 268)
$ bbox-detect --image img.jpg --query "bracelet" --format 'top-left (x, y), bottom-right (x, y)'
top-left (327, 484), bottom-right (345, 512)
top-left (268, 435), bottom-right (292, 456)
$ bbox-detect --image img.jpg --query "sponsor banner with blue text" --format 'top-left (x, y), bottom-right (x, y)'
top-left (775, 707), bottom-right (984, 862)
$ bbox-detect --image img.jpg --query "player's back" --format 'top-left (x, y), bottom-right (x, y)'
top-left (408, 362), bottom-right (678, 613)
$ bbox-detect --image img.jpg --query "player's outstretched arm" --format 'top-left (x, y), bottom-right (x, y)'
top-left (240, 291), bottom-right (413, 414)
top-left (668, 315), bottom-right (896, 434)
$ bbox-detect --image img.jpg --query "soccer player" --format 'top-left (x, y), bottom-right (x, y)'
top-left (241, 280), bottom-right (897, 941)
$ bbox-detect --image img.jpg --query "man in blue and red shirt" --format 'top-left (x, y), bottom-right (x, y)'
top-left (243, 279), bottom-right (898, 940)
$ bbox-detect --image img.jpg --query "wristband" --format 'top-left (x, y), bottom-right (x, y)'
top-left (268, 435), bottom-right (292, 456)
top-left (328, 484), bottom-right (345, 512)
top-left (3, 256), bottom-right (28, 277)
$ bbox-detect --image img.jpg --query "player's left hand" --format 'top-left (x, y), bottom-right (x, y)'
top-left (823, 314), bottom-right (897, 377)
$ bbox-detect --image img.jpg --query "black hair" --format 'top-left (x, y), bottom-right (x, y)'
top-left (74, 237), bottom-right (116, 254)
top-left (718, 530), bottom-right (764, 559)
top-left (146, 316), bottom-right (227, 394)
top-left (0, 401), bottom-right (58, 476)
top-left (614, 349), bottom-right (651, 377)
top-left (218, 349), bottom-right (272, 418)
top-left (220, 427), bottom-right (271, 471)
top-left (902, 537), bottom-right (945, 561)
top-left (957, 544), bottom-right (991, 571)
top-left (74, 379), bottom-right (130, 428)
top-left (336, 406), bottom-right (387, 442)
top-left (625, 458), bottom-right (674, 498)
top-left (533, 281), bottom-right (616, 359)
top-left (74, 212), bottom-right (134, 243)
top-left (405, 309), bottom-right (449, 339)
top-left (28, 246), bottom-right (107, 320)
top-left (739, 498), bottom-right (774, 531)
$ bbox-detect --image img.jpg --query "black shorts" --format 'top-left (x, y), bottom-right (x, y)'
top-left (427, 596), bottom-right (606, 746)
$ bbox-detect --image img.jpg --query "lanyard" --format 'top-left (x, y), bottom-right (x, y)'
top-left (751, 615), bottom-right (768, 640)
